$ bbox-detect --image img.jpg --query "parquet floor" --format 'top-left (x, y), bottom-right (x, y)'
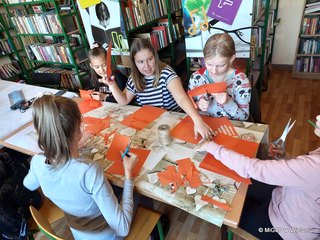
top-left (32, 69), bottom-right (320, 240)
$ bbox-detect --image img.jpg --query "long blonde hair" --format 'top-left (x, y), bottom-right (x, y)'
top-left (130, 38), bottom-right (167, 92)
top-left (32, 94), bottom-right (81, 167)
top-left (203, 33), bottom-right (235, 59)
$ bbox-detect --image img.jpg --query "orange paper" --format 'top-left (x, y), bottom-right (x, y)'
top-left (188, 82), bottom-right (227, 97)
top-left (106, 41), bottom-right (112, 78)
top-left (105, 133), bottom-right (130, 162)
top-left (78, 99), bottom-right (102, 114)
top-left (79, 89), bottom-right (93, 99)
top-left (106, 148), bottom-right (151, 177)
top-left (121, 106), bottom-right (166, 130)
top-left (201, 195), bottom-right (232, 212)
top-left (171, 116), bottom-right (237, 144)
top-left (199, 133), bottom-right (259, 184)
top-left (157, 158), bottom-right (202, 191)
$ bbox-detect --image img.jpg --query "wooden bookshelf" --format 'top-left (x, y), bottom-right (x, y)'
top-left (292, 0), bottom-right (320, 79)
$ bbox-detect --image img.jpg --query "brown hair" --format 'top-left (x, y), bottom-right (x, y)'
top-left (130, 38), bottom-right (167, 92)
top-left (32, 94), bottom-right (81, 167)
top-left (88, 45), bottom-right (107, 90)
top-left (203, 33), bottom-right (235, 60)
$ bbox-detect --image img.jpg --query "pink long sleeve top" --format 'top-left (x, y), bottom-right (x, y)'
top-left (206, 142), bottom-right (320, 240)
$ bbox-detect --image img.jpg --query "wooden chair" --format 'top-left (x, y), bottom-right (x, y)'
top-left (228, 226), bottom-right (259, 240)
top-left (29, 204), bottom-right (164, 240)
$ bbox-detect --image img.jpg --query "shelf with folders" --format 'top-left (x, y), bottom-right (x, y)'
top-left (292, 2), bottom-right (320, 79)
top-left (116, 0), bottom-right (184, 68)
top-left (2, 0), bottom-right (90, 90)
top-left (0, 7), bottom-right (29, 81)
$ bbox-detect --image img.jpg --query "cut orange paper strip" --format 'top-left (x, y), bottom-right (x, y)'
top-left (105, 133), bottom-right (130, 162)
top-left (84, 117), bottom-right (110, 135)
top-left (171, 116), bottom-right (237, 144)
top-left (199, 133), bottom-right (259, 185)
top-left (102, 128), bottom-right (118, 145)
top-left (106, 41), bottom-right (112, 78)
top-left (79, 89), bottom-right (93, 100)
top-left (201, 195), bottom-right (232, 212)
top-left (106, 148), bottom-right (151, 177)
top-left (121, 106), bottom-right (166, 130)
top-left (78, 99), bottom-right (102, 114)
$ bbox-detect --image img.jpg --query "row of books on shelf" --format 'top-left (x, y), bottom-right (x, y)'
top-left (25, 42), bottom-right (86, 64)
top-left (295, 56), bottom-right (320, 73)
top-left (0, 12), bottom-right (11, 28)
top-left (34, 67), bottom-right (84, 90)
top-left (0, 38), bottom-right (14, 55)
top-left (252, 0), bottom-right (268, 22)
top-left (298, 39), bottom-right (320, 55)
top-left (301, 16), bottom-right (320, 35)
top-left (121, 0), bottom-right (181, 31)
top-left (0, 62), bottom-right (21, 79)
top-left (10, 11), bottom-right (75, 35)
top-left (305, 1), bottom-right (320, 14)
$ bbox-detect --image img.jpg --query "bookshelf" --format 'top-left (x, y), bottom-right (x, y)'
top-left (292, 0), bottom-right (320, 79)
top-left (117, 0), bottom-right (184, 68)
top-left (250, 0), bottom-right (280, 94)
top-left (0, 6), bottom-right (29, 81)
top-left (2, 0), bottom-right (90, 90)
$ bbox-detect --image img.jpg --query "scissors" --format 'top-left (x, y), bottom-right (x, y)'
top-left (121, 138), bottom-right (133, 159)
top-left (271, 118), bottom-right (296, 159)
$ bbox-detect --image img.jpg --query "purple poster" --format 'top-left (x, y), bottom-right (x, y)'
top-left (207, 0), bottom-right (242, 25)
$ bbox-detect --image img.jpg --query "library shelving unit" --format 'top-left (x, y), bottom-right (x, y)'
top-left (116, 0), bottom-right (184, 69)
top-left (0, 6), bottom-right (29, 81)
top-left (2, 0), bottom-right (90, 90)
top-left (251, 0), bottom-right (280, 95)
top-left (292, 0), bottom-right (320, 79)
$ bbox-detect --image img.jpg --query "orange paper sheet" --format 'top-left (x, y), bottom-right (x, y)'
top-left (201, 195), bottom-right (232, 212)
top-left (105, 133), bottom-right (130, 162)
top-left (106, 148), bottom-right (151, 177)
top-left (121, 106), bottom-right (166, 130)
top-left (199, 133), bottom-right (260, 184)
top-left (78, 99), bottom-right (102, 114)
top-left (171, 116), bottom-right (237, 144)
top-left (106, 41), bottom-right (112, 78)
top-left (84, 117), bottom-right (110, 135)
top-left (79, 89), bottom-right (93, 99)
top-left (157, 158), bottom-right (202, 191)
top-left (188, 82), bottom-right (227, 97)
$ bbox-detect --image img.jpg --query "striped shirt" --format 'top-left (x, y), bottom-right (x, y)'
top-left (126, 66), bottom-right (180, 111)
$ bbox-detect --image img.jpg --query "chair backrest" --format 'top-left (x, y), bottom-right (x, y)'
top-left (31, 72), bottom-right (61, 89)
top-left (29, 205), bottom-right (64, 240)
top-left (249, 86), bottom-right (262, 123)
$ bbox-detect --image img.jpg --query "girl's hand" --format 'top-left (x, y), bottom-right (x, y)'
top-left (268, 143), bottom-right (285, 159)
top-left (193, 119), bottom-right (214, 140)
top-left (122, 152), bottom-right (138, 180)
top-left (195, 140), bottom-right (211, 152)
top-left (197, 97), bottom-right (209, 111)
top-left (213, 92), bottom-right (228, 105)
top-left (98, 75), bottom-right (115, 86)
top-left (315, 115), bottom-right (320, 137)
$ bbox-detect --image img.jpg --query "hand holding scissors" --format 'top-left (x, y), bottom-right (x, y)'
top-left (121, 138), bottom-right (133, 159)
top-left (269, 118), bottom-right (296, 159)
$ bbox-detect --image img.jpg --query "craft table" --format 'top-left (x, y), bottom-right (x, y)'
top-left (0, 98), bottom-right (269, 235)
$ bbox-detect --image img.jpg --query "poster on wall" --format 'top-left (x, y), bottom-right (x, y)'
top-left (77, 0), bottom-right (128, 52)
top-left (183, 0), bottom-right (253, 58)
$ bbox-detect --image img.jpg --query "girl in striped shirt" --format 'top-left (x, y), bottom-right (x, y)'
top-left (101, 38), bottom-right (213, 140)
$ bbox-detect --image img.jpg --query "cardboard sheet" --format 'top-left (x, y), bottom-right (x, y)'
top-left (106, 41), bottom-right (112, 78)
top-left (199, 133), bottom-right (259, 184)
top-left (188, 82), bottom-right (227, 97)
top-left (121, 106), bottom-right (166, 130)
top-left (105, 133), bottom-right (130, 162)
top-left (171, 116), bottom-right (237, 144)
top-left (79, 89), bottom-right (93, 99)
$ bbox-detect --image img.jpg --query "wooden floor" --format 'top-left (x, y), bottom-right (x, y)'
top-left (32, 69), bottom-right (320, 240)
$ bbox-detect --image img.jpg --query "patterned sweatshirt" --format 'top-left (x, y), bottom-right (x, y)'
top-left (206, 142), bottom-right (320, 240)
top-left (188, 67), bottom-right (251, 120)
